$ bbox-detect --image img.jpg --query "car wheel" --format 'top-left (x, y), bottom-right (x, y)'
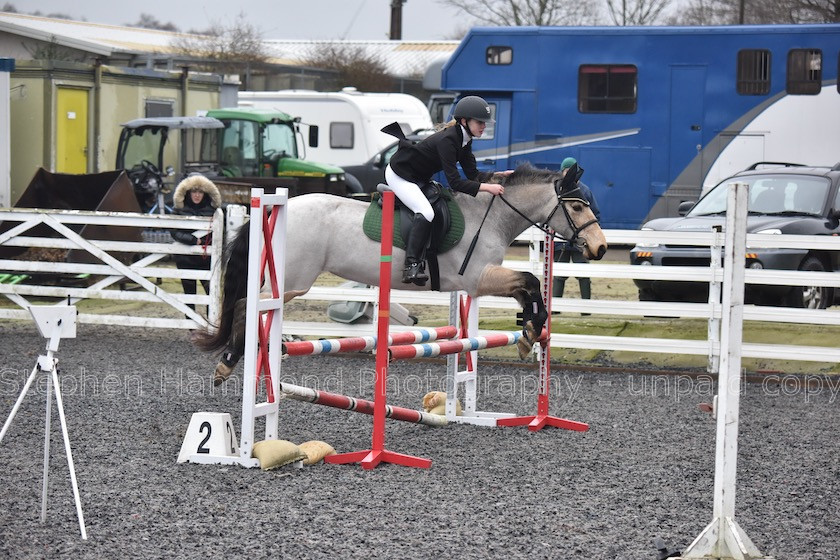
top-left (784, 256), bottom-right (831, 309)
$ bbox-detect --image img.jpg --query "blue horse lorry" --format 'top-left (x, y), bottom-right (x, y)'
top-left (439, 24), bottom-right (840, 229)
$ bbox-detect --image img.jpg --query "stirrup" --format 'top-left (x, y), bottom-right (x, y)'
top-left (402, 261), bottom-right (428, 285)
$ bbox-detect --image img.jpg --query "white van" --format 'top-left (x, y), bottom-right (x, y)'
top-left (237, 88), bottom-right (433, 170)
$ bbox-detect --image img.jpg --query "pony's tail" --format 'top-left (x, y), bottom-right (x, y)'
top-left (192, 223), bottom-right (250, 353)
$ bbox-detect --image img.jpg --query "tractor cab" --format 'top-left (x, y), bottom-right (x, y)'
top-left (116, 116), bottom-right (224, 213)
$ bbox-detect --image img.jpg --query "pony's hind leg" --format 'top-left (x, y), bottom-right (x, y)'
top-left (213, 290), bottom-right (308, 386)
top-left (476, 265), bottom-right (547, 359)
top-left (213, 298), bottom-right (247, 386)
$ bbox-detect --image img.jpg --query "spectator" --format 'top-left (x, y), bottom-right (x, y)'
top-left (170, 174), bottom-right (221, 309)
top-left (553, 158), bottom-right (601, 310)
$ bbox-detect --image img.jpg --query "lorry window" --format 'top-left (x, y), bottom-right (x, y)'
top-left (787, 49), bottom-right (822, 95)
top-left (578, 64), bottom-right (637, 113)
top-left (486, 46), bottom-right (512, 65)
top-left (330, 122), bottom-right (354, 149)
top-left (737, 49), bottom-right (771, 95)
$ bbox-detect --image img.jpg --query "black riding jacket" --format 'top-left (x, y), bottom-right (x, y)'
top-left (386, 123), bottom-right (491, 196)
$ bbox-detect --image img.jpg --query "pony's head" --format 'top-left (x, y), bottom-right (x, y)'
top-left (502, 164), bottom-right (607, 260)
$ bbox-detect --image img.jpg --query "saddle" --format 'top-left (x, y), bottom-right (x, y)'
top-left (362, 182), bottom-right (465, 290)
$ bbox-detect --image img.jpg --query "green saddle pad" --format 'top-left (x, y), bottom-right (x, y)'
top-left (362, 192), bottom-right (465, 254)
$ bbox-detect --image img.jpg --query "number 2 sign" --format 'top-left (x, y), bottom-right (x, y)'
top-left (177, 412), bottom-right (239, 463)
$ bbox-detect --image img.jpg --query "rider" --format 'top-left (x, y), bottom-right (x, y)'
top-left (384, 95), bottom-right (510, 285)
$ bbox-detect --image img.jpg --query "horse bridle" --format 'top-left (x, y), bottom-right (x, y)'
top-left (458, 183), bottom-right (597, 276)
top-left (497, 184), bottom-right (599, 245)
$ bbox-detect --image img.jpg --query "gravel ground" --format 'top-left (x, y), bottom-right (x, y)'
top-left (0, 322), bottom-right (837, 559)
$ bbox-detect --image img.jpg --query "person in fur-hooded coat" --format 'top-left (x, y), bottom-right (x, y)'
top-left (170, 174), bottom-right (222, 303)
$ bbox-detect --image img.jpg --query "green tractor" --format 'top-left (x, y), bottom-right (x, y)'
top-left (116, 109), bottom-right (354, 211)
top-left (203, 107), bottom-right (357, 204)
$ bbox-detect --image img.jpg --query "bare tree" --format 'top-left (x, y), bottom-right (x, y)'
top-left (24, 35), bottom-right (84, 62)
top-left (303, 43), bottom-right (393, 92)
top-left (673, 0), bottom-right (839, 23)
top-left (126, 13), bottom-right (179, 32)
top-left (171, 13), bottom-right (267, 75)
top-left (792, 0), bottom-right (840, 21)
top-left (436, 0), bottom-right (599, 26)
top-left (606, 0), bottom-right (671, 24)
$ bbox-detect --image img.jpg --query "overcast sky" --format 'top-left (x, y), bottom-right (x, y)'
top-left (14, 0), bottom-right (468, 41)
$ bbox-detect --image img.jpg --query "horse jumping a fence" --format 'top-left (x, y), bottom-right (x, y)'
top-left (180, 184), bottom-right (595, 469)
top-left (194, 163), bottom-right (607, 384)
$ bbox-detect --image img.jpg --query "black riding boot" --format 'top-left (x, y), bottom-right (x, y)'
top-left (402, 214), bottom-right (432, 285)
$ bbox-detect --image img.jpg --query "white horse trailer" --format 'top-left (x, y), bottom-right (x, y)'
top-left (237, 88), bottom-right (433, 169)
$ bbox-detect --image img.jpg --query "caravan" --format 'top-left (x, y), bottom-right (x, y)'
top-left (237, 88), bottom-right (433, 169)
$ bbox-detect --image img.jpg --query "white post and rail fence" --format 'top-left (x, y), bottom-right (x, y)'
top-left (2, 203), bottom-right (840, 371)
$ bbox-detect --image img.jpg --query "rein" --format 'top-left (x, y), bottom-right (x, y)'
top-left (497, 191), bottom-right (599, 244)
top-left (458, 185), bottom-right (598, 275)
top-left (457, 196), bottom-right (496, 275)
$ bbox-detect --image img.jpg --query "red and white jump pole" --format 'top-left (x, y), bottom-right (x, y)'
top-left (278, 381), bottom-right (446, 427)
top-left (283, 326), bottom-right (457, 356)
top-left (181, 188), bottom-right (444, 469)
top-left (389, 331), bottom-right (523, 361)
top-left (325, 189), bottom-right (432, 470)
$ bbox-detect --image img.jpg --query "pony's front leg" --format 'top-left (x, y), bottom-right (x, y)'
top-left (476, 265), bottom-right (547, 359)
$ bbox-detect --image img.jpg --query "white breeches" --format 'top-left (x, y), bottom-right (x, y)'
top-left (385, 165), bottom-right (435, 222)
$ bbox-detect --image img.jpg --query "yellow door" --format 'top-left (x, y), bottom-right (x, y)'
top-left (56, 88), bottom-right (89, 173)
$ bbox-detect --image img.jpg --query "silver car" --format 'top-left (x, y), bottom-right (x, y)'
top-left (630, 163), bottom-right (840, 308)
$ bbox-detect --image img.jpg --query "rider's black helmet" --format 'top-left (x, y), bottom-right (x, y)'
top-left (453, 96), bottom-right (495, 124)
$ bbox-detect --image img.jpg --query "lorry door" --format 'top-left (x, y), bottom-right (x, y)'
top-left (470, 96), bottom-right (511, 174)
top-left (666, 65), bottom-right (706, 212)
top-left (56, 87), bottom-right (88, 173)
top-left (579, 146), bottom-right (652, 230)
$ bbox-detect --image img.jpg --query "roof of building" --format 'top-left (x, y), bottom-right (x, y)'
top-left (264, 40), bottom-right (458, 77)
top-left (0, 12), bottom-right (458, 76)
top-left (0, 12), bottom-right (192, 56)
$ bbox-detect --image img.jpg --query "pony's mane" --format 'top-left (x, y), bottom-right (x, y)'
top-left (500, 163), bottom-right (559, 187)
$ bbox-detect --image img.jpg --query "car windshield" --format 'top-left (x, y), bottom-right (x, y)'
top-left (689, 174), bottom-right (830, 217)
